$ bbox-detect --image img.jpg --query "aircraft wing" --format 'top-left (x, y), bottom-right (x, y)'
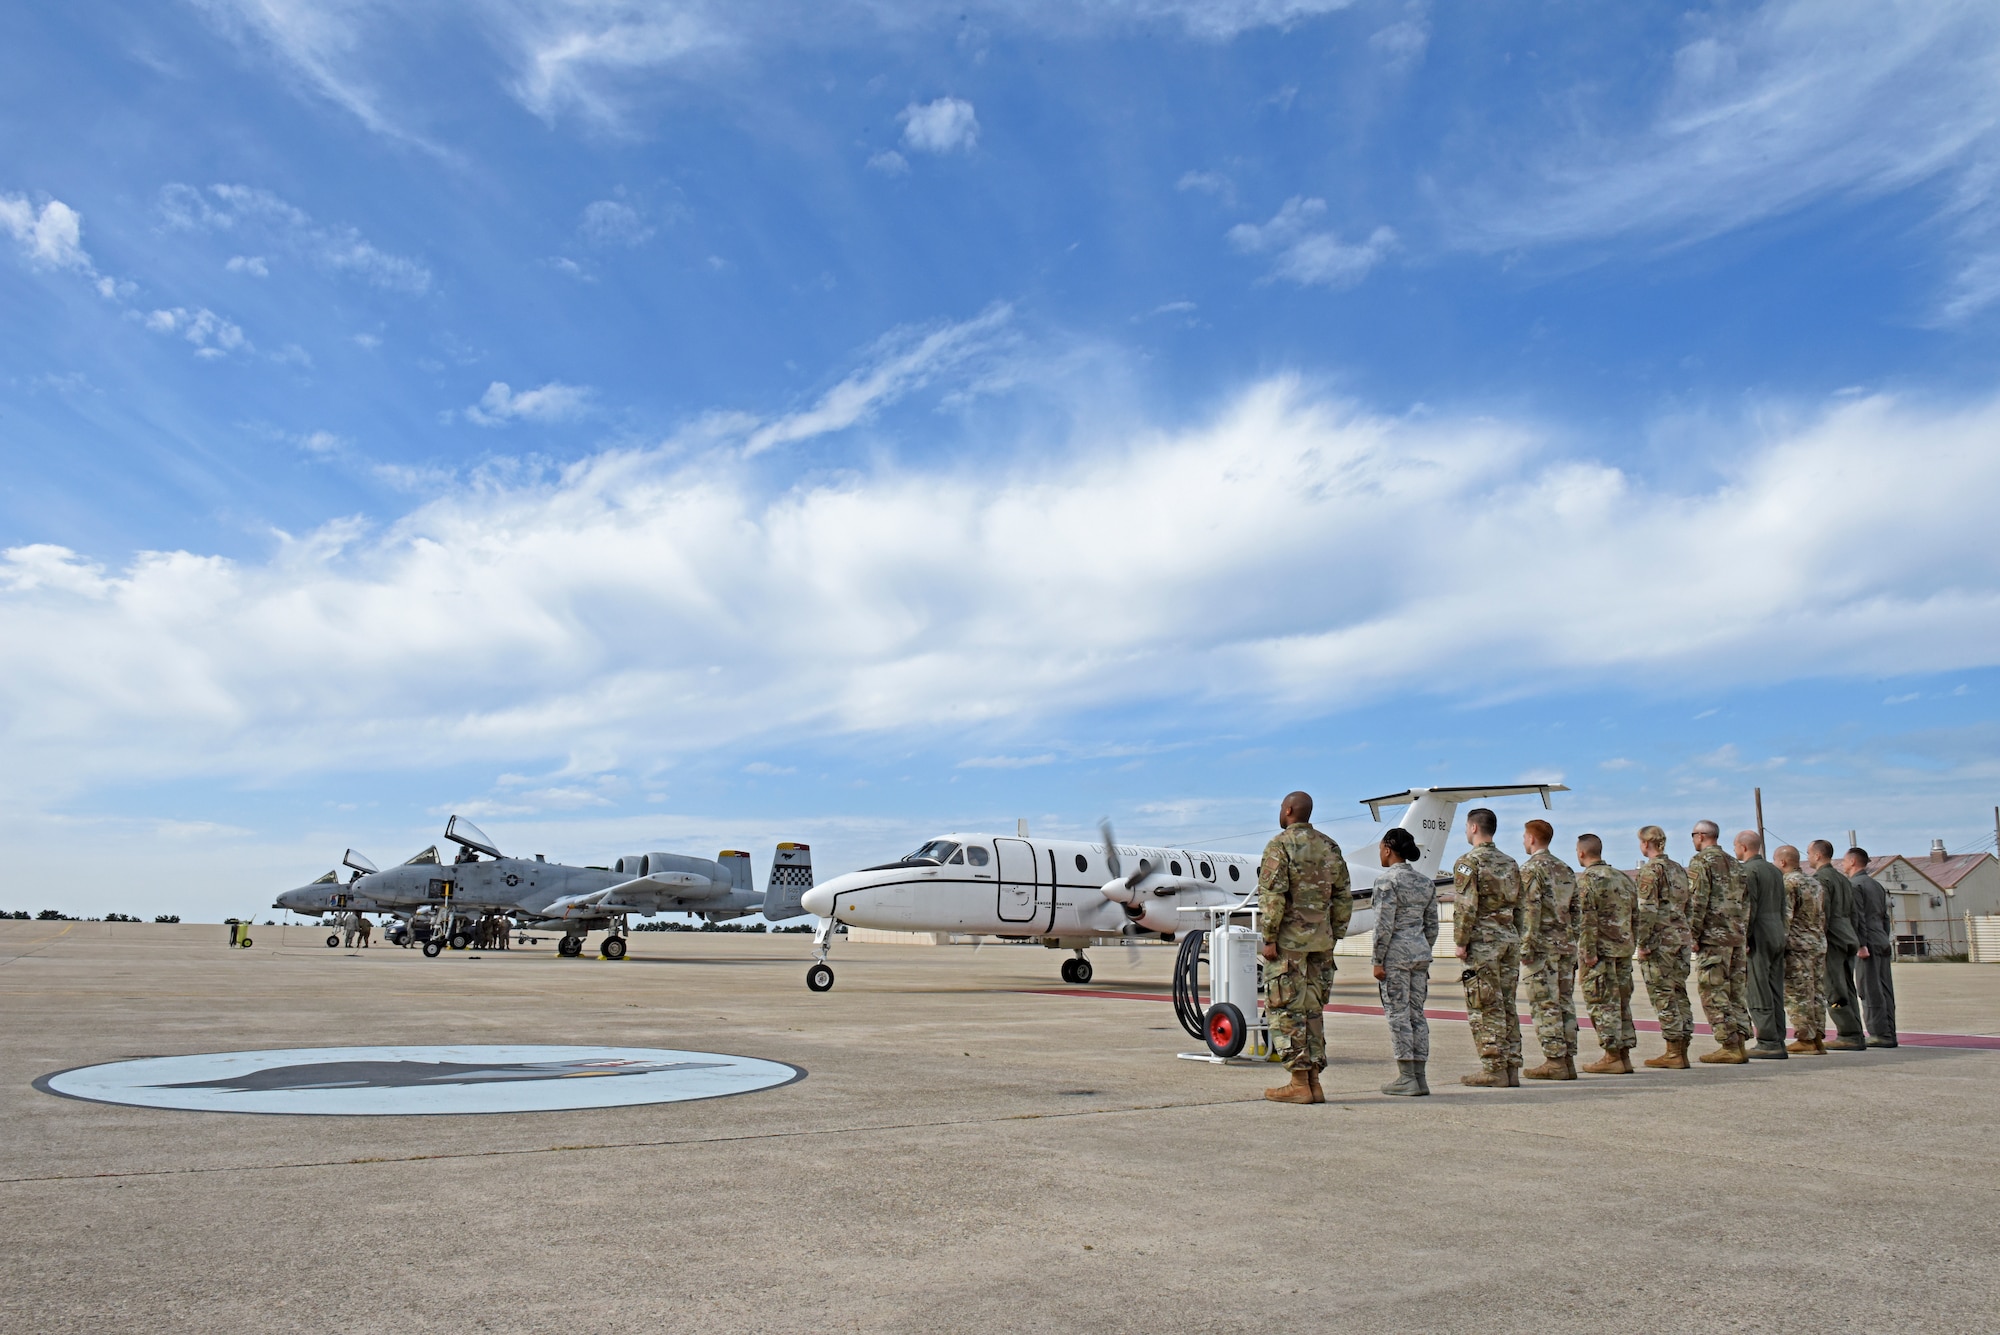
top-left (538, 873), bottom-right (719, 919)
top-left (1359, 783), bottom-right (1569, 820)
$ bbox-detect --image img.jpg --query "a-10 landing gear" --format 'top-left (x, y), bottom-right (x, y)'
top-left (600, 934), bottom-right (627, 960)
top-left (422, 938), bottom-right (445, 958)
top-left (805, 917), bottom-right (837, 991)
top-left (557, 934), bottom-right (584, 958)
top-left (1059, 951), bottom-right (1093, 985)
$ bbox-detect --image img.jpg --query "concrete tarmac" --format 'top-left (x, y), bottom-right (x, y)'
top-left (4, 920), bottom-right (1998, 1333)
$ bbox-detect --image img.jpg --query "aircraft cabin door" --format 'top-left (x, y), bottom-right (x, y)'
top-left (994, 838), bottom-right (1039, 923)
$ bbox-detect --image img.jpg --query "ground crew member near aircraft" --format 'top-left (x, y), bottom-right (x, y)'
top-left (1453, 807), bottom-right (1523, 1088)
top-left (1370, 826), bottom-right (1438, 1097)
top-left (1518, 819), bottom-right (1579, 1081)
top-left (1687, 820), bottom-right (1750, 1064)
top-left (1634, 826), bottom-right (1695, 1070)
top-left (1776, 845), bottom-right (1827, 1054)
top-left (1257, 791), bottom-right (1352, 1105)
top-left (1736, 830), bottom-right (1790, 1058)
top-left (1575, 834), bottom-right (1637, 1074)
top-left (1810, 840), bottom-right (1867, 1051)
top-left (1843, 847), bottom-right (1898, 1046)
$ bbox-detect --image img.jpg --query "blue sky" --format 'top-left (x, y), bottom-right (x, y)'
top-left (5, 1), bottom-right (2000, 919)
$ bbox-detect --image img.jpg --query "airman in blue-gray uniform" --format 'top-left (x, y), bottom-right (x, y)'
top-left (1371, 825), bottom-right (1439, 1097)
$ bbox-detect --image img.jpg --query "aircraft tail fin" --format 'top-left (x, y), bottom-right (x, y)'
top-left (761, 842), bottom-right (814, 921)
top-left (718, 850), bottom-right (753, 894)
top-left (1359, 784), bottom-right (1569, 881)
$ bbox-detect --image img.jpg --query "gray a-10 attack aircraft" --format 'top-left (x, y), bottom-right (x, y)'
top-left (275, 816), bottom-right (815, 960)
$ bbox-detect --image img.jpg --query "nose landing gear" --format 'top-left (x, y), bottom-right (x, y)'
top-left (556, 934), bottom-right (584, 958)
top-left (804, 916), bottom-right (838, 991)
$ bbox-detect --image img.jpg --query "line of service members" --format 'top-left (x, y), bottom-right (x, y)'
top-left (1251, 795), bottom-right (1901, 1104)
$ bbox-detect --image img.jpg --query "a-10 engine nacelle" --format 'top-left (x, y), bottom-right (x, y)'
top-left (611, 850), bottom-right (751, 900)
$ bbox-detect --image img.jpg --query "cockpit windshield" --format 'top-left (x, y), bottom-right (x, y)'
top-left (905, 840), bottom-right (960, 864)
top-left (310, 870), bottom-right (337, 885)
top-left (444, 815), bottom-right (502, 859)
top-left (404, 845), bottom-right (441, 866)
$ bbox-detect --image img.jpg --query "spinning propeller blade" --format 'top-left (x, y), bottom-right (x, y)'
top-left (1099, 819), bottom-right (1121, 881)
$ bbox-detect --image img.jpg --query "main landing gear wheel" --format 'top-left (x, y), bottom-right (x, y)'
top-left (1205, 1001), bottom-right (1248, 1059)
top-left (806, 963), bottom-right (835, 992)
top-left (422, 939), bottom-right (444, 958)
top-left (557, 936), bottom-right (583, 958)
top-left (1060, 957), bottom-right (1094, 985)
top-left (601, 936), bottom-right (627, 960)
top-left (448, 932), bottom-right (471, 951)
top-left (326, 934), bottom-right (341, 948)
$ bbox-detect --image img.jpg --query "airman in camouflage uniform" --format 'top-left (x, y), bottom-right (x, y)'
top-left (1776, 846), bottom-right (1828, 1054)
top-left (1574, 834), bottom-right (1637, 1074)
top-left (1518, 820), bottom-right (1580, 1080)
top-left (1257, 791), bottom-right (1352, 1104)
top-left (1687, 821), bottom-right (1751, 1063)
top-left (1453, 807), bottom-right (1523, 1088)
top-left (1635, 826), bottom-right (1695, 1069)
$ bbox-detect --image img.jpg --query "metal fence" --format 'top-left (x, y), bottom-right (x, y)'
top-left (1895, 915), bottom-right (1974, 959)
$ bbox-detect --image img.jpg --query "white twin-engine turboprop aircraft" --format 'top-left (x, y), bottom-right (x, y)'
top-left (792, 783), bottom-right (1560, 991)
top-left (795, 783), bottom-right (1567, 991)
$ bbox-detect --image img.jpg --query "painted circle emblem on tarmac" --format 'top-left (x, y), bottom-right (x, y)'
top-left (35, 1045), bottom-right (803, 1117)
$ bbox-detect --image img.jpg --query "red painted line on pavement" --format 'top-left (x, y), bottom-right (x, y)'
top-left (1016, 989), bottom-right (2000, 1052)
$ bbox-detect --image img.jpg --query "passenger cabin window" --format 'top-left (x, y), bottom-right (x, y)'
top-left (1200, 861), bottom-right (1213, 879)
top-left (965, 845), bottom-right (990, 866)
top-left (1228, 864), bottom-right (1241, 881)
top-left (909, 840), bottom-right (960, 863)
top-left (1170, 860), bottom-right (1182, 876)
top-left (1074, 853), bottom-right (1088, 873)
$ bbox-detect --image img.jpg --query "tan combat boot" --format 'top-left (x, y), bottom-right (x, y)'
top-left (1580, 1048), bottom-right (1626, 1075)
top-left (1785, 1037), bottom-right (1826, 1055)
top-left (1699, 1042), bottom-right (1749, 1065)
top-left (1264, 1070), bottom-right (1315, 1104)
top-left (1643, 1039), bottom-right (1691, 1069)
top-left (1522, 1057), bottom-right (1566, 1080)
top-left (1307, 1069), bottom-right (1326, 1104)
top-left (1460, 1064), bottom-right (1509, 1088)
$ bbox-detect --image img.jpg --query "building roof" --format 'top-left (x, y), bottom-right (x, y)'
top-left (1867, 852), bottom-right (1996, 892)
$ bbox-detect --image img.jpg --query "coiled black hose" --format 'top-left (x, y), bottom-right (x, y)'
top-left (1171, 929), bottom-right (1208, 1039)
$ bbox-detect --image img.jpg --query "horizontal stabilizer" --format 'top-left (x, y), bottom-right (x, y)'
top-left (1359, 783), bottom-right (1569, 821)
top-left (1358, 783), bottom-right (1569, 881)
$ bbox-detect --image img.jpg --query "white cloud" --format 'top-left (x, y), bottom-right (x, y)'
top-left (1228, 198), bottom-right (1396, 287)
top-left (958, 754), bottom-right (1057, 769)
top-left (140, 306), bottom-right (249, 358)
top-left (1460, 1), bottom-right (2000, 321)
top-left (1369, 15), bottom-right (1428, 72)
top-left (161, 183), bottom-right (431, 293)
top-left (867, 150), bottom-right (910, 176)
top-left (742, 303), bottom-right (1012, 455)
top-left (465, 380), bottom-right (594, 426)
top-left (6, 379), bottom-right (2000, 798)
top-left (743, 761), bottom-right (798, 775)
top-left (1176, 170), bottom-right (1236, 206)
top-left (0, 195), bottom-right (92, 271)
top-left (579, 199), bottom-right (653, 246)
top-left (899, 97), bottom-right (979, 154)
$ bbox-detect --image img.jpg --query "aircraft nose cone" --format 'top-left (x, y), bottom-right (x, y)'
top-left (799, 885), bottom-right (833, 917)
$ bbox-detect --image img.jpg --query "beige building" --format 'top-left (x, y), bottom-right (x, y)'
top-left (1866, 842), bottom-right (2000, 957)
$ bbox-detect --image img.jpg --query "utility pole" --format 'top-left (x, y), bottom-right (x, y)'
top-left (1755, 787), bottom-right (1766, 853)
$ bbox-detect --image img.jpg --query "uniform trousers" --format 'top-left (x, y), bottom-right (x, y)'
top-left (1522, 949), bottom-right (1577, 1061)
top-left (1460, 940), bottom-right (1522, 1071)
top-left (1747, 935), bottom-right (1787, 1044)
top-left (1694, 942), bottom-right (1752, 1046)
top-left (1825, 943), bottom-right (1864, 1041)
top-left (1377, 962), bottom-right (1431, 1061)
top-left (1268, 950), bottom-right (1334, 1072)
top-left (1579, 957), bottom-right (1635, 1053)
top-left (1785, 947), bottom-right (1826, 1041)
top-left (1856, 951), bottom-right (1897, 1040)
top-left (1640, 946), bottom-right (1694, 1044)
